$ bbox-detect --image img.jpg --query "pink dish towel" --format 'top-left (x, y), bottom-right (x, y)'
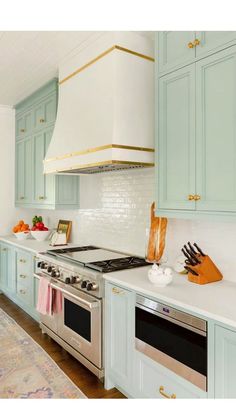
top-left (52, 288), bottom-right (62, 314)
top-left (36, 277), bottom-right (52, 315)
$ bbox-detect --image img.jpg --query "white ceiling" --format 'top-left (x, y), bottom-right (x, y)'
top-left (0, 31), bottom-right (154, 106)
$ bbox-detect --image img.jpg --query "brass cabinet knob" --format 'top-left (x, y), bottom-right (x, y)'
top-left (193, 38), bottom-right (200, 46)
top-left (2, 248), bottom-right (7, 251)
top-left (20, 128), bottom-right (25, 133)
top-left (188, 42), bottom-right (194, 49)
top-left (19, 196), bottom-right (25, 200)
top-left (19, 289), bottom-right (26, 294)
top-left (38, 196), bottom-right (45, 200)
top-left (19, 258), bottom-right (26, 263)
top-left (112, 287), bottom-right (125, 295)
top-left (194, 194), bottom-right (201, 201)
top-left (188, 194), bottom-right (195, 201)
top-left (39, 118), bottom-right (45, 123)
top-left (20, 274), bottom-right (27, 279)
top-left (159, 386), bottom-right (176, 399)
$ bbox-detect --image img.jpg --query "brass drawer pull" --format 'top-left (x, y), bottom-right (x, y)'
top-left (39, 118), bottom-right (45, 123)
top-left (159, 386), bottom-right (176, 399)
top-left (19, 196), bottom-right (25, 200)
top-left (188, 194), bottom-right (195, 201)
top-left (19, 274), bottom-right (27, 279)
top-left (19, 259), bottom-right (27, 263)
top-left (19, 289), bottom-right (26, 295)
top-left (188, 41), bottom-right (194, 49)
top-left (38, 196), bottom-right (45, 200)
top-left (20, 128), bottom-right (26, 133)
top-left (194, 194), bottom-right (201, 201)
top-left (112, 287), bottom-right (125, 295)
top-left (193, 38), bottom-right (200, 47)
top-left (2, 248), bottom-right (7, 251)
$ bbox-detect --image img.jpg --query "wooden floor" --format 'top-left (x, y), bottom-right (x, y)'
top-left (0, 294), bottom-right (125, 399)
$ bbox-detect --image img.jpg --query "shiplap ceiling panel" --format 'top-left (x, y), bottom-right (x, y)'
top-left (0, 31), bottom-right (97, 105)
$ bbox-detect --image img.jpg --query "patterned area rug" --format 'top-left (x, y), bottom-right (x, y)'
top-left (0, 308), bottom-right (86, 399)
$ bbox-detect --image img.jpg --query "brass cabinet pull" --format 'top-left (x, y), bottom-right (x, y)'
top-left (188, 194), bottom-right (195, 201)
top-left (188, 39), bottom-right (200, 49)
top-left (20, 128), bottom-right (25, 133)
top-left (20, 274), bottom-right (27, 279)
top-left (19, 196), bottom-right (25, 200)
top-left (112, 287), bottom-right (125, 295)
top-left (159, 386), bottom-right (176, 399)
top-left (2, 248), bottom-right (7, 251)
top-left (193, 38), bottom-right (200, 46)
top-left (194, 194), bottom-right (201, 201)
top-left (38, 196), bottom-right (45, 200)
top-left (19, 289), bottom-right (26, 295)
top-left (39, 118), bottom-right (45, 123)
top-left (19, 259), bottom-right (27, 263)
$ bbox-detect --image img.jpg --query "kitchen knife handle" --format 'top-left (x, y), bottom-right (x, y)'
top-left (188, 242), bottom-right (197, 255)
top-left (184, 245), bottom-right (201, 264)
top-left (184, 266), bottom-right (199, 276)
top-left (193, 243), bottom-right (205, 257)
top-left (181, 248), bottom-right (197, 266)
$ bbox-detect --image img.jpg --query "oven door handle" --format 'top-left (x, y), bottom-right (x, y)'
top-left (50, 282), bottom-right (100, 310)
top-left (136, 303), bottom-right (206, 337)
top-left (34, 273), bottom-right (100, 310)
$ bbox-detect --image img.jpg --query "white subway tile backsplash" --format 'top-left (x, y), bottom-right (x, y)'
top-left (32, 167), bottom-right (236, 282)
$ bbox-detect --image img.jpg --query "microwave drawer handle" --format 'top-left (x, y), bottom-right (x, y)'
top-left (50, 282), bottom-right (99, 309)
top-left (136, 303), bottom-right (206, 337)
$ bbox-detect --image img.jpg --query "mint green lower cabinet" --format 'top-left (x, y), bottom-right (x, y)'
top-left (133, 351), bottom-right (206, 399)
top-left (196, 46), bottom-right (236, 212)
top-left (0, 244), bottom-right (16, 294)
top-left (215, 325), bottom-right (236, 398)
top-left (158, 64), bottom-right (196, 210)
top-left (105, 283), bottom-right (134, 393)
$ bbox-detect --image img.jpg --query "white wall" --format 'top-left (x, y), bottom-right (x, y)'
top-left (0, 105), bottom-right (34, 235)
top-left (35, 168), bottom-right (236, 282)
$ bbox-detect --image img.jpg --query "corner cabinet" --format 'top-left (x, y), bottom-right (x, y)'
top-left (105, 283), bottom-right (134, 394)
top-left (15, 79), bottom-right (79, 210)
top-left (156, 34), bottom-right (236, 218)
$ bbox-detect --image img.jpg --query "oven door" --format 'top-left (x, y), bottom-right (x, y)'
top-left (52, 282), bottom-right (102, 368)
top-left (135, 297), bottom-right (207, 391)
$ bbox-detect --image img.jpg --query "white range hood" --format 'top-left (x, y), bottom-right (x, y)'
top-left (44, 32), bottom-right (155, 175)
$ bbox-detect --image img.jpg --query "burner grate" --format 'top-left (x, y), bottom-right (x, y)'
top-left (86, 256), bottom-right (149, 273)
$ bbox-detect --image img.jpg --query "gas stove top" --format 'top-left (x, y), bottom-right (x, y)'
top-left (46, 246), bottom-right (149, 273)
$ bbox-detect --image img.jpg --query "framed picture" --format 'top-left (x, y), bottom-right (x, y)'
top-left (57, 220), bottom-right (72, 242)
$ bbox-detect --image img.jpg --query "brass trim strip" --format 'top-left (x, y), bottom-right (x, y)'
top-left (44, 144), bottom-right (154, 163)
top-left (44, 160), bottom-right (154, 174)
top-left (59, 44), bottom-right (155, 85)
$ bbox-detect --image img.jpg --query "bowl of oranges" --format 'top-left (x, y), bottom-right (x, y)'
top-left (12, 220), bottom-right (31, 240)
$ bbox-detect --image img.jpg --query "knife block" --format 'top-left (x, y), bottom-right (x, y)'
top-left (187, 254), bottom-right (223, 285)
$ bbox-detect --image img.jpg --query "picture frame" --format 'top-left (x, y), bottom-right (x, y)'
top-left (57, 220), bottom-right (72, 242)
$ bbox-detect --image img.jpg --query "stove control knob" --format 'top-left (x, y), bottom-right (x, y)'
top-left (65, 277), bottom-right (70, 284)
top-left (75, 276), bottom-right (82, 283)
top-left (81, 280), bottom-right (88, 289)
top-left (51, 270), bottom-right (57, 278)
top-left (41, 262), bottom-right (48, 269)
top-left (91, 282), bottom-right (98, 290)
top-left (37, 261), bottom-right (42, 268)
top-left (47, 266), bottom-right (53, 273)
top-left (86, 282), bottom-right (93, 291)
top-left (55, 270), bottom-right (60, 278)
top-left (70, 276), bottom-right (76, 284)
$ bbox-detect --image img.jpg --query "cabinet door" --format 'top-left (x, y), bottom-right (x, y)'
top-left (33, 93), bottom-right (57, 131)
top-left (215, 325), bottom-right (236, 398)
top-left (15, 137), bottom-right (32, 204)
top-left (158, 31), bottom-right (196, 74)
top-left (0, 245), bottom-right (15, 293)
top-left (105, 284), bottom-right (133, 391)
top-left (33, 132), bottom-right (45, 203)
top-left (16, 110), bottom-right (32, 139)
top-left (0, 245), bottom-right (8, 290)
top-left (196, 46), bottom-right (236, 212)
top-left (196, 31), bottom-right (236, 58)
top-left (158, 64), bottom-right (196, 210)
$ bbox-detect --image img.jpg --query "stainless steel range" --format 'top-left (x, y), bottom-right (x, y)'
top-left (35, 246), bottom-right (149, 379)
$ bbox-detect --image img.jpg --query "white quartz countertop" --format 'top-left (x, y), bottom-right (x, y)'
top-left (104, 266), bottom-right (236, 329)
top-left (0, 236), bottom-right (78, 254)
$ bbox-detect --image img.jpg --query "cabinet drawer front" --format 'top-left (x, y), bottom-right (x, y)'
top-left (134, 352), bottom-right (204, 399)
top-left (158, 31), bottom-right (196, 74)
top-left (16, 283), bottom-right (32, 305)
top-left (17, 251), bottom-right (31, 273)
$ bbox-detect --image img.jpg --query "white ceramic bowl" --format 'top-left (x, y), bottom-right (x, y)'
top-left (14, 231), bottom-right (31, 241)
top-left (148, 274), bottom-right (173, 287)
top-left (31, 230), bottom-right (50, 241)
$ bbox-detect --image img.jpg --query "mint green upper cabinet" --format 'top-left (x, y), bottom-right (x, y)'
top-left (196, 47), bottom-right (236, 212)
top-left (158, 64), bottom-right (196, 210)
top-left (16, 109), bottom-right (32, 139)
top-left (158, 31), bottom-right (196, 74)
top-left (33, 93), bottom-right (57, 131)
top-left (15, 78), bottom-right (80, 210)
top-left (215, 325), bottom-right (236, 398)
top-left (196, 31), bottom-right (236, 58)
top-left (15, 137), bottom-right (32, 204)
